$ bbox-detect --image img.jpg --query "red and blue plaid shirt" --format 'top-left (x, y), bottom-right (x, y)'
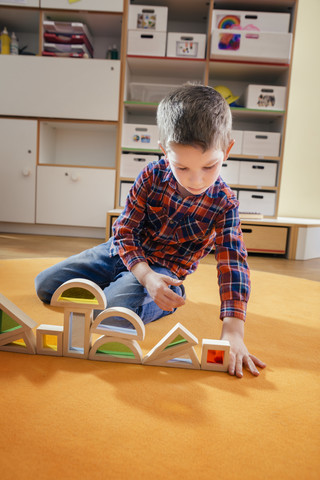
top-left (111, 158), bottom-right (250, 321)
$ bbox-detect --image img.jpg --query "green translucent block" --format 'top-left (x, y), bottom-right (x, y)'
top-left (164, 334), bottom-right (188, 350)
top-left (0, 309), bottom-right (22, 334)
top-left (97, 341), bottom-right (135, 358)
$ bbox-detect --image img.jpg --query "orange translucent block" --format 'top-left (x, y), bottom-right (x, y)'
top-left (207, 349), bottom-right (224, 364)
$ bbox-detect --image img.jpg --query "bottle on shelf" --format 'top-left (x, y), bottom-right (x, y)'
top-left (1, 27), bottom-right (10, 55)
top-left (10, 32), bottom-right (19, 55)
top-left (111, 44), bottom-right (118, 59)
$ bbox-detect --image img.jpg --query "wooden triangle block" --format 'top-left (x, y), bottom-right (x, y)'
top-left (89, 335), bottom-right (143, 364)
top-left (0, 292), bottom-right (37, 345)
top-left (143, 323), bottom-right (198, 365)
top-left (50, 278), bottom-right (106, 310)
top-left (0, 328), bottom-right (36, 354)
top-left (146, 345), bottom-right (200, 370)
top-left (91, 307), bottom-right (145, 341)
top-left (201, 339), bottom-right (230, 372)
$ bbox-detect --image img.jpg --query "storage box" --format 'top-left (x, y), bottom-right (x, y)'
top-left (241, 85), bottom-right (286, 111)
top-left (120, 181), bottom-right (134, 207)
top-left (220, 160), bottom-right (240, 185)
top-left (231, 130), bottom-right (243, 155)
top-left (239, 161), bottom-right (277, 187)
top-left (127, 30), bottom-right (166, 56)
top-left (242, 131), bottom-right (281, 157)
top-left (212, 10), bottom-right (290, 33)
top-left (238, 190), bottom-right (276, 216)
top-left (166, 33), bottom-right (206, 59)
top-left (120, 154), bottom-right (158, 178)
top-left (129, 82), bottom-right (179, 102)
top-left (128, 5), bottom-right (168, 32)
top-left (210, 29), bottom-right (292, 63)
top-left (122, 124), bottom-right (160, 150)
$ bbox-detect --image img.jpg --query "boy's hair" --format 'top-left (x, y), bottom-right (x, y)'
top-left (157, 83), bottom-right (232, 152)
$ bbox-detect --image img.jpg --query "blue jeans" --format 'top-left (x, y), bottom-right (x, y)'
top-left (35, 238), bottom-right (185, 328)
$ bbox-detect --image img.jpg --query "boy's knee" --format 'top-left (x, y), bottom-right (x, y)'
top-left (34, 272), bottom-right (53, 304)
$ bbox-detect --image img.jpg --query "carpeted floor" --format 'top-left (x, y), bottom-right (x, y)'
top-left (0, 258), bottom-right (319, 480)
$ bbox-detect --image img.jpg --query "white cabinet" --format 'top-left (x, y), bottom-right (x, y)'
top-left (40, 0), bottom-right (123, 12)
top-left (36, 166), bottom-right (115, 228)
top-left (0, 118), bottom-right (37, 224)
top-left (0, 56), bottom-right (120, 121)
top-left (0, 0), bottom-right (39, 6)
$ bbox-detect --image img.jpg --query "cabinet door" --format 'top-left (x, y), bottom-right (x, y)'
top-left (0, 118), bottom-right (37, 224)
top-left (0, 1), bottom-right (39, 6)
top-left (0, 56), bottom-right (120, 121)
top-left (36, 166), bottom-right (115, 228)
top-left (40, 0), bottom-right (123, 12)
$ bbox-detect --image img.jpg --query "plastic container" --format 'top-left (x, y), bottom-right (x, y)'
top-left (10, 32), bottom-right (19, 55)
top-left (1, 27), bottom-right (10, 55)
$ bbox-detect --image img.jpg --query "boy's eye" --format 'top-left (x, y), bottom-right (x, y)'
top-left (204, 165), bottom-right (215, 170)
top-left (177, 167), bottom-right (187, 171)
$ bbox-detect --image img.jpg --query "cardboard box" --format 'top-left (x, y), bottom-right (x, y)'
top-left (238, 190), bottom-right (276, 216)
top-left (241, 85), bottom-right (286, 111)
top-left (220, 160), bottom-right (240, 185)
top-left (127, 30), bottom-right (166, 56)
top-left (231, 130), bottom-right (243, 155)
top-left (122, 124), bottom-right (160, 150)
top-left (242, 131), bottom-right (281, 157)
top-left (239, 161), bottom-right (278, 187)
top-left (210, 29), bottom-right (292, 63)
top-left (166, 33), bottom-right (206, 59)
top-left (212, 10), bottom-right (290, 33)
top-left (120, 154), bottom-right (158, 178)
top-left (128, 4), bottom-right (168, 32)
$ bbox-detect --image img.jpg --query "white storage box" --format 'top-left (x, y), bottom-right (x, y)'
top-left (166, 33), bottom-right (206, 59)
top-left (221, 160), bottom-right (240, 185)
top-left (120, 154), bottom-right (158, 178)
top-left (242, 131), bottom-right (281, 157)
top-left (210, 29), bottom-right (292, 63)
top-left (128, 5), bottom-right (168, 32)
top-left (212, 10), bottom-right (290, 33)
top-left (120, 181), bottom-right (134, 207)
top-left (122, 124), bottom-right (159, 150)
top-left (239, 161), bottom-right (277, 187)
top-left (127, 30), bottom-right (166, 56)
top-left (238, 190), bottom-right (276, 216)
top-left (241, 85), bottom-right (286, 111)
top-left (231, 130), bottom-right (243, 155)
top-left (129, 82), bottom-right (178, 102)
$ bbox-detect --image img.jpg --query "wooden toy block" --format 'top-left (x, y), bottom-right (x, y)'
top-left (146, 346), bottom-right (200, 370)
top-left (89, 335), bottom-right (143, 364)
top-left (62, 308), bottom-right (93, 359)
top-left (200, 339), bottom-right (230, 372)
top-left (91, 307), bottom-right (145, 341)
top-left (142, 323), bottom-right (198, 365)
top-left (50, 278), bottom-right (106, 310)
top-left (0, 328), bottom-right (36, 354)
top-left (36, 324), bottom-right (64, 356)
top-left (0, 292), bottom-right (37, 344)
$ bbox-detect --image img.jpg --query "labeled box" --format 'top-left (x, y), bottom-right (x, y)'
top-left (238, 190), bottom-right (276, 216)
top-left (122, 124), bottom-right (160, 150)
top-left (239, 161), bottom-right (278, 187)
top-left (210, 30), bottom-right (292, 63)
top-left (166, 33), bottom-right (206, 59)
top-left (128, 4), bottom-right (168, 32)
top-left (120, 154), bottom-right (158, 178)
top-left (220, 160), bottom-right (240, 185)
top-left (127, 30), bottom-right (166, 56)
top-left (212, 10), bottom-right (290, 33)
top-left (242, 131), bottom-right (281, 157)
top-left (241, 85), bottom-right (286, 111)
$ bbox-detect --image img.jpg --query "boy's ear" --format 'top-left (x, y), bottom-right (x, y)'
top-left (224, 139), bottom-right (235, 161)
top-left (158, 141), bottom-right (166, 156)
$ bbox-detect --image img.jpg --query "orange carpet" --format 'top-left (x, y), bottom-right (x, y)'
top-left (0, 257), bottom-right (319, 480)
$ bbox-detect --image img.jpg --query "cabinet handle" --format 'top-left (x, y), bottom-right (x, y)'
top-left (242, 228), bottom-right (253, 234)
top-left (251, 194), bottom-right (264, 199)
top-left (133, 157), bottom-right (146, 162)
top-left (252, 165), bottom-right (265, 170)
top-left (71, 173), bottom-right (79, 182)
top-left (140, 34), bottom-right (154, 39)
top-left (22, 168), bottom-right (31, 177)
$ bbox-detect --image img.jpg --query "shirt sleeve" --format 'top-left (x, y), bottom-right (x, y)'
top-left (214, 200), bottom-right (251, 322)
top-left (112, 166), bottom-right (150, 270)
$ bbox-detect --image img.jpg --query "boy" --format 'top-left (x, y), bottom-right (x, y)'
top-left (35, 84), bottom-right (265, 378)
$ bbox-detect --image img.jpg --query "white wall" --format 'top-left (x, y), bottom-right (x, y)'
top-left (278, 0), bottom-right (320, 219)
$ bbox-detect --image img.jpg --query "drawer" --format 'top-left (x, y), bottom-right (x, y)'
top-left (238, 190), bottom-right (276, 216)
top-left (128, 5), bottom-right (168, 32)
top-left (120, 181), bottom-right (134, 207)
top-left (220, 160), bottom-right (240, 185)
top-left (212, 10), bottom-right (290, 33)
top-left (231, 130), bottom-right (243, 155)
top-left (127, 30), bottom-right (166, 56)
top-left (120, 154), bottom-right (158, 178)
top-left (122, 124), bottom-right (160, 150)
top-left (239, 161), bottom-right (277, 187)
top-left (241, 85), bottom-right (286, 111)
top-left (241, 225), bottom-right (288, 254)
top-left (242, 131), bottom-right (281, 157)
top-left (166, 33), bottom-right (206, 59)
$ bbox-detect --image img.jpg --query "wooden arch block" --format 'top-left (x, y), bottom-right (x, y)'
top-left (91, 307), bottom-right (145, 341)
top-left (201, 339), bottom-right (230, 372)
top-left (50, 278), bottom-right (106, 310)
top-left (89, 335), bottom-right (143, 364)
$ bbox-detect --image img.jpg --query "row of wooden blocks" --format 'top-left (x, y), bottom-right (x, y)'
top-left (0, 279), bottom-right (230, 372)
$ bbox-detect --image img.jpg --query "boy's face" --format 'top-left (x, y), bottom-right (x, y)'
top-left (162, 142), bottom-right (233, 197)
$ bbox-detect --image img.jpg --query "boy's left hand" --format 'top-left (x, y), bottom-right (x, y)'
top-left (221, 317), bottom-right (266, 378)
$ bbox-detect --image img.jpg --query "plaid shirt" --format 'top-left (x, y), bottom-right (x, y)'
top-left (111, 158), bottom-right (250, 321)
